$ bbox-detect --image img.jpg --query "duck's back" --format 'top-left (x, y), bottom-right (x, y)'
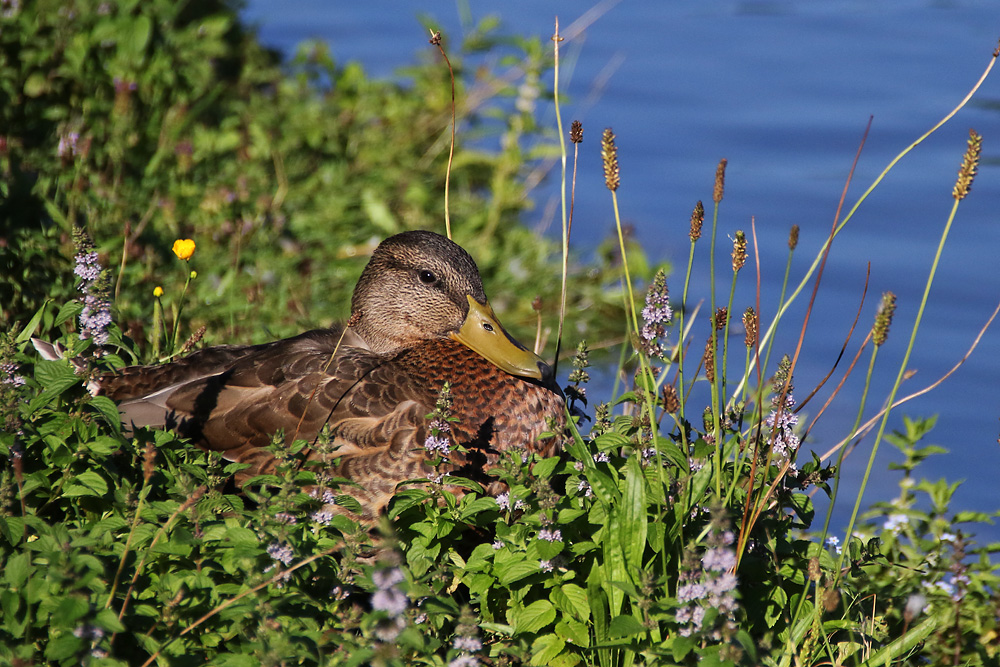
top-left (100, 331), bottom-right (564, 514)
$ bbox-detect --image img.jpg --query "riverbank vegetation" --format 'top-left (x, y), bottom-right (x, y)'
top-left (2, 1), bottom-right (999, 665)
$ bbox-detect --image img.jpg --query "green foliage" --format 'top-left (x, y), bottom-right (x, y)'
top-left (3, 1), bottom-right (999, 666)
top-left (1, 0), bottom-right (638, 358)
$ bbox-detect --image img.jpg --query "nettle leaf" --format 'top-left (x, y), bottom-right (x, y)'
top-left (531, 455), bottom-right (560, 479)
top-left (44, 633), bottom-right (84, 662)
top-left (555, 617), bottom-right (590, 647)
top-left (458, 495), bottom-right (498, 520)
top-left (551, 583), bottom-right (589, 621)
top-left (513, 599), bottom-right (555, 634)
top-left (497, 558), bottom-right (541, 587)
top-left (51, 595), bottom-right (89, 626)
top-left (2, 551), bottom-right (30, 589)
top-left (609, 613), bottom-right (646, 638)
top-left (531, 632), bottom-right (566, 664)
top-left (0, 516), bottom-right (26, 545)
top-left (29, 359), bottom-right (82, 410)
top-left (63, 470), bottom-right (109, 498)
top-left (87, 396), bottom-right (123, 435)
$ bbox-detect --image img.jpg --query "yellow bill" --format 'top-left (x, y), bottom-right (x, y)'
top-left (450, 295), bottom-right (550, 380)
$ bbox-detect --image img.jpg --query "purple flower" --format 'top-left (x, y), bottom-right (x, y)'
top-left (495, 492), bottom-right (510, 511)
top-left (577, 480), bottom-right (593, 498)
top-left (309, 488), bottom-right (337, 504)
top-left (884, 514), bottom-right (908, 533)
top-left (266, 542), bottom-right (294, 566)
top-left (79, 294), bottom-right (112, 345)
top-left (310, 509), bottom-right (333, 525)
top-left (448, 656), bottom-right (479, 667)
top-left (58, 131), bottom-right (80, 158)
top-left (424, 434), bottom-right (451, 456)
top-left (0, 362), bottom-right (25, 387)
top-left (538, 529), bottom-right (563, 543)
top-left (701, 547), bottom-right (736, 572)
top-left (454, 636), bottom-right (482, 652)
top-left (371, 567), bottom-right (407, 618)
top-left (375, 616), bottom-right (406, 642)
top-left (677, 582), bottom-right (707, 603)
top-left (539, 560), bottom-right (554, 573)
top-left (74, 250), bottom-right (101, 285)
top-left (640, 270), bottom-right (672, 357)
top-left (593, 452), bottom-right (609, 463)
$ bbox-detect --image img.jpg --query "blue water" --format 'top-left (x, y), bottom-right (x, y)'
top-left (241, 1), bottom-right (1000, 543)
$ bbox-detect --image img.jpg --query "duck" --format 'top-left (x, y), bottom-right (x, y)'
top-left (74, 230), bottom-right (565, 518)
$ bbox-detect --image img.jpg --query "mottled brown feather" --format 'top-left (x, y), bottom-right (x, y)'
top-left (98, 231), bottom-right (565, 518)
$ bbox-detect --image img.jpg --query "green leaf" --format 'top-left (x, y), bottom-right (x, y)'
top-left (621, 455), bottom-right (647, 579)
top-left (497, 558), bottom-right (542, 586)
top-left (531, 455), bottom-right (560, 479)
top-left (2, 551), bottom-right (30, 589)
top-left (51, 596), bottom-right (89, 626)
top-left (87, 396), bottom-right (123, 434)
top-left (64, 470), bottom-right (109, 498)
top-left (120, 14), bottom-right (152, 61)
top-left (531, 633), bottom-right (566, 664)
top-left (552, 583), bottom-right (590, 621)
top-left (44, 634), bottom-right (84, 661)
top-left (513, 599), bottom-right (555, 634)
top-left (29, 359), bottom-right (81, 410)
top-left (608, 613), bottom-right (646, 638)
top-left (0, 516), bottom-right (25, 545)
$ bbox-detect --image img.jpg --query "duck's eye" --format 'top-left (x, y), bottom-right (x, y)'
top-left (418, 270), bottom-right (437, 284)
top-left (482, 322), bottom-right (495, 333)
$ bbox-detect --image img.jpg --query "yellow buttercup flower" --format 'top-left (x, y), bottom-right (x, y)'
top-left (153, 286), bottom-right (164, 297)
top-left (172, 239), bottom-right (196, 261)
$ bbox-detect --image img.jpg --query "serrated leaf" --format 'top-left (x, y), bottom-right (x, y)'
top-left (30, 359), bottom-right (81, 410)
top-left (608, 613), bottom-right (645, 638)
top-left (87, 396), bottom-right (123, 434)
top-left (3, 551), bottom-right (30, 589)
top-left (552, 583), bottom-right (589, 621)
top-left (531, 455), bottom-right (560, 479)
top-left (513, 599), bottom-right (555, 634)
top-left (497, 559), bottom-right (541, 586)
top-left (531, 633), bottom-right (565, 664)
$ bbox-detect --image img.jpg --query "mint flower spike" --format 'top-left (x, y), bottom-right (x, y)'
top-left (640, 269), bottom-right (672, 358)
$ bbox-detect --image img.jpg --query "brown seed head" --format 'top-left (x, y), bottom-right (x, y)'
top-left (429, 31), bottom-right (442, 46)
top-left (808, 556), bottom-right (821, 582)
top-left (731, 230), bottom-right (747, 272)
top-left (743, 307), bottom-right (758, 348)
top-left (713, 307), bottom-right (728, 331)
top-left (953, 129), bottom-right (982, 200)
top-left (142, 441), bottom-right (156, 483)
top-left (689, 200), bottom-right (705, 242)
top-left (601, 128), bottom-right (620, 192)
top-left (532, 295), bottom-right (542, 312)
top-left (703, 336), bottom-right (715, 383)
top-left (180, 325), bottom-right (206, 355)
top-left (570, 120), bottom-right (583, 144)
top-left (662, 383), bottom-right (680, 414)
top-left (872, 291), bottom-right (897, 347)
top-left (788, 224), bottom-right (800, 251)
top-left (713, 158), bottom-right (728, 204)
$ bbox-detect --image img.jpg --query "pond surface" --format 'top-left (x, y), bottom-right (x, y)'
top-left (242, 1), bottom-right (1000, 542)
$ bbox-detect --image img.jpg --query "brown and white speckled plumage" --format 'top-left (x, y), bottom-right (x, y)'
top-left (97, 231), bottom-right (565, 517)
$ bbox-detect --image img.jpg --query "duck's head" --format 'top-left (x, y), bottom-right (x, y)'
top-left (351, 230), bottom-right (552, 382)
